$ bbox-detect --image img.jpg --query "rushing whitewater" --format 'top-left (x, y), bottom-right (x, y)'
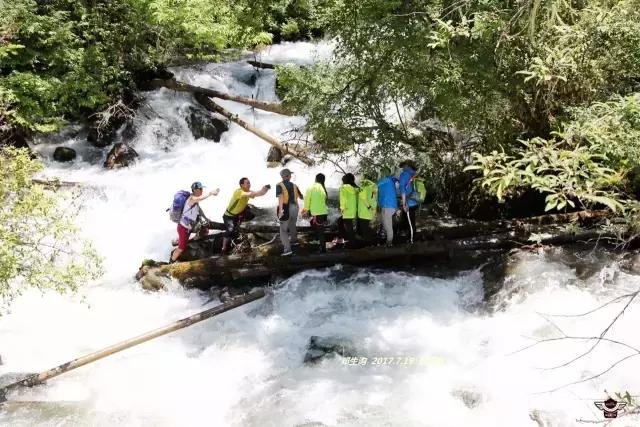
top-left (1, 42), bottom-right (639, 427)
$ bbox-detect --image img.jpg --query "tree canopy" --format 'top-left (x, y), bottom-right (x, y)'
top-left (278, 0), bottom-right (640, 216)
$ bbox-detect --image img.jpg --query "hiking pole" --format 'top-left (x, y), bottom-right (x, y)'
top-left (0, 289), bottom-right (265, 403)
top-left (406, 209), bottom-right (414, 243)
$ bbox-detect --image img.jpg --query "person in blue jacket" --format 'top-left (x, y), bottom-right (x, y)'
top-left (398, 159), bottom-right (419, 243)
top-left (377, 167), bottom-right (398, 247)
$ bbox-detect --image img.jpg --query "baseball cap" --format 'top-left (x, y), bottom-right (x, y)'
top-left (280, 168), bottom-right (292, 178)
top-left (191, 181), bottom-right (205, 190)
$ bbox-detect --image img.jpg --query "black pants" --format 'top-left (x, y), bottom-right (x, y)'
top-left (311, 214), bottom-right (327, 253)
top-left (222, 214), bottom-right (241, 239)
top-left (357, 218), bottom-right (373, 242)
top-left (338, 217), bottom-right (356, 244)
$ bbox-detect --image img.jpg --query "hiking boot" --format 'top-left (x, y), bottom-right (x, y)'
top-left (282, 250), bottom-right (293, 256)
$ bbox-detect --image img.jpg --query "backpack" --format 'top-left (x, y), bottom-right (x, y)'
top-left (414, 178), bottom-right (427, 203)
top-left (168, 190), bottom-right (191, 223)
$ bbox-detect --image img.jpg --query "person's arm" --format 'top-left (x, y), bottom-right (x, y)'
top-left (399, 173), bottom-right (410, 211)
top-left (188, 188), bottom-right (219, 205)
top-left (243, 185), bottom-right (269, 199)
top-left (301, 188), bottom-right (312, 215)
top-left (278, 192), bottom-right (284, 217)
top-left (339, 186), bottom-right (346, 214)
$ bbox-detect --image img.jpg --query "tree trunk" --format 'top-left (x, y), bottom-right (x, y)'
top-left (247, 60), bottom-right (276, 69)
top-left (146, 227), bottom-right (614, 289)
top-left (195, 94), bottom-right (314, 166)
top-left (149, 78), bottom-right (288, 115)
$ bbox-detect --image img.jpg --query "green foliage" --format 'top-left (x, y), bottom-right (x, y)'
top-left (466, 94), bottom-right (640, 212)
top-left (0, 147), bottom-right (104, 311)
top-left (277, 0), bottom-right (640, 215)
top-left (0, 0), bottom-right (298, 134)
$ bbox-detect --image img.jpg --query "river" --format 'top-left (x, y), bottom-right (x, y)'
top-left (1, 42), bottom-right (639, 427)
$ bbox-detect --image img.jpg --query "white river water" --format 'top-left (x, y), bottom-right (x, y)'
top-left (1, 42), bottom-right (639, 427)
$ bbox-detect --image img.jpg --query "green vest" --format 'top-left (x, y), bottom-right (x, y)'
top-left (225, 188), bottom-right (249, 216)
top-left (303, 182), bottom-right (328, 215)
top-left (339, 184), bottom-right (357, 219)
top-left (357, 179), bottom-right (377, 220)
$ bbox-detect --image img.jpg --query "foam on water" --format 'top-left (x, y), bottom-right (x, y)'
top-left (1, 42), bottom-right (639, 426)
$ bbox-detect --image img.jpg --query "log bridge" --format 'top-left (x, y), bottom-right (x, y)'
top-left (136, 210), bottom-right (615, 291)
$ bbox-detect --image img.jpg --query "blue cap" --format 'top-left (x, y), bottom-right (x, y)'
top-left (191, 181), bottom-right (204, 190)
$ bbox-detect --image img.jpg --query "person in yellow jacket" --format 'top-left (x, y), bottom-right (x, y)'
top-left (301, 173), bottom-right (329, 253)
top-left (221, 177), bottom-right (270, 253)
top-left (357, 176), bottom-right (378, 242)
top-left (335, 173), bottom-right (358, 246)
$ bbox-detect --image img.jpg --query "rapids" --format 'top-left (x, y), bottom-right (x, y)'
top-left (1, 42), bottom-right (639, 427)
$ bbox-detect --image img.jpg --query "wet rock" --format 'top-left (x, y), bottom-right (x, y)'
top-left (266, 146), bottom-right (283, 167)
top-left (103, 143), bottom-right (138, 169)
top-left (480, 250), bottom-right (520, 305)
top-left (53, 146), bottom-right (76, 162)
top-left (451, 389), bottom-right (482, 409)
top-left (620, 251), bottom-right (640, 275)
top-left (304, 336), bottom-right (357, 364)
top-left (186, 107), bottom-right (228, 142)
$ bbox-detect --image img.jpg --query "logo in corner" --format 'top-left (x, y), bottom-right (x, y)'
top-left (594, 397), bottom-right (627, 418)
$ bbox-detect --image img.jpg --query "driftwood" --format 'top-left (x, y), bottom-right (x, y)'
top-left (149, 78), bottom-right (287, 115)
top-left (247, 60), bottom-right (276, 69)
top-left (32, 178), bottom-right (81, 188)
top-left (0, 290), bottom-right (265, 403)
top-left (195, 93), bottom-right (314, 165)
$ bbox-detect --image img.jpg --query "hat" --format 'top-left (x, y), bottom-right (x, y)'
top-left (191, 181), bottom-right (204, 190)
top-left (280, 168), bottom-right (292, 178)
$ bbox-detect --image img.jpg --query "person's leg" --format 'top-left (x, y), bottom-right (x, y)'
top-left (172, 224), bottom-right (189, 261)
top-left (314, 214), bottom-right (327, 253)
top-left (344, 218), bottom-right (356, 242)
top-left (358, 218), bottom-right (372, 242)
top-left (382, 208), bottom-right (394, 245)
top-left (221, 215), bottom-right (236, 253)
top-left (289, 204), bottom-right (298, 245)
top-left (280, 217), bottom-right (291, 253)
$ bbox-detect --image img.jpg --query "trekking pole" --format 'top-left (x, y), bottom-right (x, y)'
top-left (406, 209), bottom-right (414, 243)
top-left (0, 289), bottom-right (265, 403)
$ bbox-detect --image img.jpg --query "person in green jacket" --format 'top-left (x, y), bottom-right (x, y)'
top-left (357, 176), bottom-right (378, 242)
top-left (301, 173), bottom-right (329, 253)
top-left (336, 173), bottom-right (358, 246)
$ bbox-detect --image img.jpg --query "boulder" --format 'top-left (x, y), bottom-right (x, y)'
top-left (304, 336), bottom-right (357, 364)
top-left (53, 146), bottom-right (76, 162)
top-left (266, 146), bottom-right (283, 167)
top-left (620, 251), bottom-right (640, 275)
top-left (186, 107), bottom-right (229, 142)
top-left (103, 143), bottom-right (138, 169)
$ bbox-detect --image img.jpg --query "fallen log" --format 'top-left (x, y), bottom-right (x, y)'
top-left (32, 178), bottom-right (81, 188)
top-left (142, 226), bottom-right (616, 289)
top-left (247, 60), bottom-right (275, 69)
top-left (149, 78), bottom-right (287, 115)
top-left (0, 290), bottom-right (265, 403)
top-left (195, 93), bottom-right (314, 166)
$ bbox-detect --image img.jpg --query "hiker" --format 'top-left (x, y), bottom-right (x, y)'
top-left (171, 182), bottom-right (219, 262)
top-left (221, 177), bottom-right (270, 253)
top-left (399, 159), bottom-right (419, 243)
top-left (335, 173), bottom-right (358, 246)
top-left (377, 168), bottom-right (398, 246)
top-left (276, 168), bottom-right (303, 256)
top-left (301, 173), bottom-right (329, 253)
top-left (357, 175), bottom-right (378, 243)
